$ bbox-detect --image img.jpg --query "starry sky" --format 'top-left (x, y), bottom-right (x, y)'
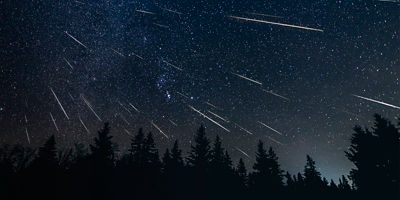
top-left (1, 0), bottom-right (399, 182)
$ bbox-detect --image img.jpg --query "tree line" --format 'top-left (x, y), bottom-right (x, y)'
top-left (0, 114), bottom-right (398, 200)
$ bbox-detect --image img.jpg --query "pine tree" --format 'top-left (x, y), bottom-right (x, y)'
top-left (90, 123), bottom-right (115, 168)
top-left (170, 140), bottom-right (184, 167)
top-left (346, 114), bottom-right (399, 196)
top-left (303, 155), bottom-right (324, 196)
top-left (236, 158), bottom-right (247, 185)
top-left (249, 141), bottom-right (283, 197)
top-left (187, 125), bottom-right (211, 169)
top-left (338, 175), bottom-right (351, 192)
top-left (33, 135), bottom-right (58, 169)
top-left (143, 132), bottom-right (161, 168)
top-left (210, 135), bottom-right (225, 170)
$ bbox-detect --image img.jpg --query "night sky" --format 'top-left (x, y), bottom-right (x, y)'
top-left (1, 0), bottom-right (399, 182)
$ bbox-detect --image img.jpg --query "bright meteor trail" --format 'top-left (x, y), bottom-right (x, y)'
top-left (352, 94), bottom-right (400, 110)
top-left (151, 121), bottom-right (169, 139)
top-left (49, 112), bottom-right (59, 132)
top-left (227, 15), bottom-right (324, 32)
top-left (64, 31), bottom-right (88, 48)
top-left (81, 94), bottom-right (102, 121)
top-left (188, 105), bottom-right (231, 133)
top-left (258, 121), bottom-right (283, 136)
top-left (231, 72), bottom-right (262, 85)
top-left (135, 9), bottom-right (155, 15)
top-left (207, 110), bottom-right (230, 123)
top-left (50, 87), bottom-right (70, 120)
top-left (235, 147), bottom-right (251, 159)
top-left (162, 60), bottom-right (183, 71)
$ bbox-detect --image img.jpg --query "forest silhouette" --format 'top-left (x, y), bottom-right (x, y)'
top-left (0, 114), bottom-right (398, 200)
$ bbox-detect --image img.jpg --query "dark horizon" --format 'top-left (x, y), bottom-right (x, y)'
top-left (0, 112), bottom-right (398, 200)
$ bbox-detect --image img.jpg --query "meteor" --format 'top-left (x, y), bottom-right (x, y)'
top-left (233, 122), bottom-right (254, 135)
top-left (63, 57), bottom-right (74, 70)
top-left (352, 94), bottom-right (400, 110)
top-left (231, 72), bottom-right (262, 85)
top-left (136, 9), bottom-right (155, 15)
top-left (118, 101), bottom-right (132, 115)
top-left (49, 112), bottom-right (60, 132)
top-left (188, 105), bottom-right (231, 133)
top-left (50, 87), bottom-right (70, 120)
top-left (25, 127), bottom-right (31, 144)
top-left (160, 7), bottom-right (182, 15)
top-left (169, 119), bottom-right (177, 126)
top-left (128, 102), bottom-right (140, 113)
top-left (262, 89), bottom-right (290, 101)
top-left (235, 147), bottom-right (251, 159)
top-left (205, 101), bottom-right (220, 110)
top-left (153, 23), bottom-right (169, 29)
top-left (124, 129), bottom-right (132, 136)
top-left (24, 115), bottom-right (28, 123)
top-left (111, 48), bottom-right (125, 57)
top-left (207, 110), bottom-right (229, 123)
top-left (227, 15), bottom-right (324, 32)
top-left (68, 93), bottom-right (75, 103)
top-left (80, 94), bottom-right (102, 121)
top-left (78, 116), bottom-right (90, 134)
top-left (177, 91), bottom-right (190, 99)
top-left (266, 135), bottom-right (284, 145)
top-left (65, 31), bottom-right (88, 48)
top-left (129, 52), bottom-right (144, 60)
top-left (258, 121), bottom-right (283, 136)
top-left (162, 60), bottom-right (183, 71)
top-left (151, 121), bottom-right (169, 139)
top-left (246, 12), bottom-right (283, 19)
top-left (119, 113), bottom-right (130, 125)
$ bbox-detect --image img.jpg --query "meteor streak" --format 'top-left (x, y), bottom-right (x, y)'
top-left (205, 101), bottom-right (220, 110)
top-left (118, 101), bottom-right (132, 115)
top-left (177, 91), bottom-right (189, 99)
top-left (124, 129), bottom-right (131, 136)
top-left (50, 87), bottom-right (70, 120)
top-left (188, 105), bottom-right (231, 133)
top-left (65, 31), bottom-right (88, 48)
top-left (81, 94), bottom-right (102, 121)
top-left (79, 116), bottom-right (90, 134)
top-left (24, 115), bottom-right (28, 123)
top-left (266, 135), bottom-right (284, 145)
top-left (258, 121), bottom-right (283, 136)
top-left (235, 147), bottom-right (251, 159)
top-left (128, 102), bottom-right (140, 113)
top-left (151, 121), bottom-right (169, 139)
top-left (129, 52), bottom-right (144, 60)
top-left (153, 23), bottom-right (169, 29)
top-left (352, 94), bottom-right (400, 110)
top-left (68, 93), bottom-right (75, 103)
top-left (25, 127), bottom-right (31, 144)
top-left (207, 110), bottom-right (229, 123)
top-left (231, 72), bottom-right (262, 85)
top-left (49, 112), bottom-right (60, 132)
top-left (262, 89), bottom-right (290, 101)
top-left (169, 119), bottom-right (177, 126)
top-left (161, 7), bottom-right (182, 15)
top-left (111, 48), bottom-right (125, 57)
top-left (136, 9), bottom-right (155, 15)
top-left (246, 12), bottom-right (283, 19)
top-left (233, 122), bottom-right (254, 135)
top-left (63, 57), bottom-right (74, 70)
top-left (119, 114), bottom-right (130, 125)
top-left (162, 60), bottom-right (183, 71)
top-left (228, 15), bottom-right (324, 32)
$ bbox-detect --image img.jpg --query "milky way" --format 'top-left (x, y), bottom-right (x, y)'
top-left (1, 0), bottom-right (399, 182)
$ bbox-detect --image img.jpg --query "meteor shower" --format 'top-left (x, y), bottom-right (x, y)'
top-left (0, 1), bottom-right (399, 200)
